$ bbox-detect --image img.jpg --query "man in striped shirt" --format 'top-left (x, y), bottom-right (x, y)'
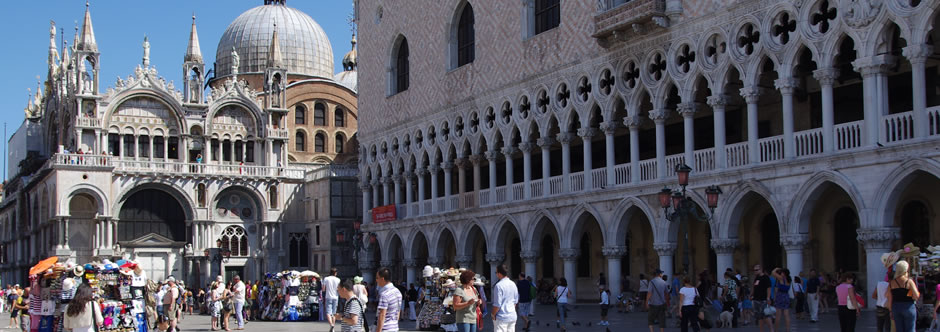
top-left (376, 267), bottom-right (402, 332)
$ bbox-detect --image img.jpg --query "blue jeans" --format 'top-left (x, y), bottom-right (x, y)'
top-left (456, 323), bottom-right (476, 332)
top-left (892, 302), bottom-right (917, 332)
top-left (557, 303), bottom-right (568, 327)
top-left (234, 301), bottom-right (244, 328)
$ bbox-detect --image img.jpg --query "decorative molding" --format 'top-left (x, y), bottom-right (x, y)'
top-left (485, 253), bottom-right (506, 264)
top-left (706, 95), bottom-right (729, 109)
top-left (649, 109), bottom-right (671, 122)
top-left (780, 234), bottom-right (810, 251)
top-left (518, 141), bottom-right (535, 153)
top-left (599, 121), bottom-right (619, 135)
top-left (520, 250), bottom-right (540, 262)
top-left (709, 239), bottom-right (740, 254)
top-left (602, 246), bottom-right (628, 257)
top-left (812, 68), bottom-right (840, 86)
top-left (536, 137), bottom-right (556, 148)
top-left (559, 248), bottom-right (580, 260)
top-left (840, 0), bottom-right (883, 29)
top-left (107, 65), bottom-right (185, 104)
top-left (653, 243), bottom-right (677, 256)
top-left (577, 127), bottom-right (599, 138)
top-left (856, 227), bottom-right (901, 250)
top-left (556, 132), bottom-right (575, 145)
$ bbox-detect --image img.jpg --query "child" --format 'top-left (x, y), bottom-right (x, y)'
top-left (740, 285), bottom-right (753, 326)
top-left (599, 286), bottom-right (610, 326)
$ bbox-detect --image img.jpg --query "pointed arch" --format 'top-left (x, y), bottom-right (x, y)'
top-left (608, 197), bottom-right (659, 246)
top-left (788, 170), bottom-right (867, 233)
top-left (874, 158), bottom-right (940, 229)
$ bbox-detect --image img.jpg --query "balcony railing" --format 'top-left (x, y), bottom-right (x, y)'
top-left (51, 153), bottom-right (306, 179)
top-left (613, 164), bottom-right (631, 185)
top-left (52, 153), bottom-right (115, 168)
top-left (929, 107), bottom-right (940, 135)
top-left (795, 128), bottom-right (824, 157)
top-left (639, 159), bottom-right (657, 182)
top-left (665, 154), bottom-right (685, 174)
top-left (725, 142), bottom-right (749, 168)
top-left (549, 175), bottom-right (564, 196)
top-left (694, 148), bottom-right (716, 173)
top-left (591, 168), bottom-right (607, 189)
top-left (266, 126), bottom-right (289, 139)
top-left (571, 172), bottom-right (585, 192)
top-left (593, 0), bottom-right (666, 40)
top-left (76, 117), bottom-right (101, 128)
top-left (835, 120), bottom-right (864, 150)
top-left (304, 164), bottom-right (358, 182)
top-left (758, 136), bottom-right (785, 162)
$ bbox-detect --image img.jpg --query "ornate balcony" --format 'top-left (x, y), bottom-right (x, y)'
top-left (593, 0), bottom-right (667, 43)
top-left (76, 116), bottom-right (102, 129)
top-left (266, 126), bottom-right (289, 139)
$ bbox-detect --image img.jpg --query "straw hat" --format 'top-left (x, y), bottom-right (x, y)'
top-left (422, 266), bottom-right (434, 278)
top-left (898, 243), bottom-right (921, 257)
top-left (73, 265), bottom-right (85, 277)
top-left (881, 252), bottom-right (900, 268)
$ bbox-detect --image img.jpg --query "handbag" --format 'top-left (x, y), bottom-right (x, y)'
top-left (693, 288), bottom-right (704, 307)
top-left (763, 305), bottom-right (777, 316)
top-left (472, 288), bottom-right (483, 329)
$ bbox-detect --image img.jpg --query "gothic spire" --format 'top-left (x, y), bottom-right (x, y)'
top-left (268, 23), bottom-right (283, 68)
top-left (77, 1), bottom-right (97, 52)
top-left (48, 20), bottom-right (59, 70)
top-left (184, 14), bottom-right (203, 63)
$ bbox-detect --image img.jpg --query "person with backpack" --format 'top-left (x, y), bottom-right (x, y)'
top-left (336, 279), bottom-right (366, 332)
top-left (553, 278), bottom-right (572, 331)
top-left (646, 269), bottom-right (669, 332)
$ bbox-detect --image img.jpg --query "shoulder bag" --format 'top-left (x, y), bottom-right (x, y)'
top-left (693, 288), bottom-right (704, 307)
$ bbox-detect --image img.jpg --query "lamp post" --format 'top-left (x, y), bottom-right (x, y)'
top-left (657, 163), bottom-right (722, 275)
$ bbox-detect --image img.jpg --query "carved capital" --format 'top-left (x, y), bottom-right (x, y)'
top-left (469, 154), bottom-right (485, 165)
top-left (359, 182), bottom-right (372, 191)
top-left (856, 227), bottom-right (901, 250)
top-left (780, 234), bottom-right (810, 251)
top-left (454, 158), bottom-right (468, 170)
top-left (649, 109), bottom-right (671, 123)
top-left (501, 146), bottom-right (518, 157)
top-left (706, 95), bottom-right (730, 109)
top-left (676, 103), bottom-right (700, 117)
top-left (382, 176), bottom-right (393, 184)
top-left (517, 141), bottom-right (534, 153)
top-left (903, 45), bottom-right (933, 64)
top-left (774, 78), bottom-right (799, 95)
top-left (602, 246), bottom-right (628, 258)
top-left (402, 259), bottom-right (418, 267)
top-left (414, 167), bottom-right (428, 176)
top-left (391, 174), bottom-right (403, 184)
top-left (577, 127), bottom-right (598, 138)
top-left (379, 260), bottom-right (396, 268)
top-left (485, 253), bottom-right (506, 264)
top-left (403, 171), bottom-right (415, 180)
top-left (653, 243), bottom-right (677, 257)
top-left (536, 137), bottom-right (556, 148)
top-left (852, 56), bottom-right (897, 77)
top-left (710, 239), bottom-right (740, 254)
top-left (623, 115), bottom-right (643, 128)
top-left (739, 87), bottom-right (762, 104)
top-left (428, 256), bottom-right (444, 266)
top-left (484, 150), bottom-right (500, 162)
top-left (812, 68), bottom-right (840, 86)
top-left (599, 121), bottom-right (619, 135)
top-left (370, 178), bottom-right (380, 187)
top-left (455, 255), bottom-right (473, 266)
top-left (556, 132), bottom-right (575, 144)
top-left (358, 259), bottom-right (376, 271)
top-left (428, 164), bottom-right (441, 174)
top-left (559, 248), bottom-right (580, 260)
top-left (520, 250), bottom-right (540, 262)
top-left (440, 161), bottom-right (454, 171)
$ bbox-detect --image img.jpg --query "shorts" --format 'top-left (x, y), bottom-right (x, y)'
top-left (647, 304), bottom-right (666, 328)
top-left (753, 300), bottom-right (769, 319)
top-left (11, 309), bottom-right (17, 318)
top-left (324, 298), bottom-right (339, 315)
top-left (600, 304), bottom-right (609, 316)
top-left (518, 302), bottom-right (532, 316)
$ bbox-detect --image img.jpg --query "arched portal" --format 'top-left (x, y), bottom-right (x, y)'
top-left (437, 228), bottom-right (457, 268)
top-left (886, 170), bottom-right (940, 247)
top-left (617, 206), bottom-right (656, 286)
top-left (731, 192), bottom-right (782, 271)
top-left (530, 216), bottom-right (560, 282)
top-left (803, 182), bottom-right (863, 278)
top-left (670, 201), bottom-right (715, 282)
top-left (569, 211), bottom-right (604, 301)
top-left (464, 224), bottom-right (488, 277)
top-left (412, 231), bottom-right (430, 268)
top-left (68, 194), bottom-right (98, 263)
top-left (117, 189), bottom-right (186, 242)
top-left (387, 234), bottom-right (405, 282)
top-left (495, 220), bottom-right (521, 277)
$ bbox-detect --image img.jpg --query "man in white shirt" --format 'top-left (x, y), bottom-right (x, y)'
top-left (233, 275), bottom-right (246, 330)
top-left (322, 268), bottom-right (341, 330)
top-left (163, 278), bottom-right (180, 332)
top-left (491, 264), bottom-right (519, 332)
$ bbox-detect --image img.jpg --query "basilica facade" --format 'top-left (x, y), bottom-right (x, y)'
top-left (356, 0), bottom-right (940, 304)
top-left (0, 1), bottom-right (360, 286)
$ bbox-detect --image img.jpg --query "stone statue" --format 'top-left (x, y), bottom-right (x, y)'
top-left (271, 76), bottom-right (281, 108)
top-left (231, 47), bottom-right (240, 76)
top-left (142, 36), bottom-right (150, 67)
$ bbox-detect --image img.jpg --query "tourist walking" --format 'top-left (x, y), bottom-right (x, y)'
top-left (554, 278), bottom-right (572, 331)
top-left (646, 269), bottom-right (668, 332)
top-left (527, 276), bottom-right (536, 317)
top-left (771, 268), bottom-right (792, 332)
top-left (836, 273), bottom-right (862, 332)
top-left (886, 261), bottom-right (919, 332)
top-left (64, 284), bottom-right (102, 332)
top-left (337, 280), bottom-right (365, 332)
top-left (407, 284), bottom-right (418, 321)
top-left (210, 281), bottom-right (224, 331)
top-left (376, 267), bottom-right (402, 332)
top-left (516, 273), bottom-right (533, 330)
top-left (806, 269), bottom-right (820, 323)
top-left (453, 270), bottom-right (481, 332)
top-left (598, 285), bottom-right (610, 326)
top-left (792, 276), bottom-right (805, 320)
top-left (232, 276), bottom-right (246, 330)
top-left (751, 265), bottom-right (773, 332)
top-left (721, 270), bottom-right (739, 328)
top-left (678, 277), bottom-right (701, 332)
top-left (163, 278), bottom-right (180, 332)
top-left (638, 274), bottom-right (649, 311)
top-left (491, 264), bottom-right (518, 332)
top-left (874, 274), bottom-right (890, 332)
top-left (323, 268), bottom-right (341, 331)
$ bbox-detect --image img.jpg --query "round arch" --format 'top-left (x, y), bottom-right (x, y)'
top-left (211, 185), bottom-right (266, 221)
top-left (104, 90), bottom-right (187, 134)
top-left (61, 184), bottom-right (110, 217)
top-left (206, 101), bottom-right (264, 138)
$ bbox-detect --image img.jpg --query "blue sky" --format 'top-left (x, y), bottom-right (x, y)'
top-left (0, 0), bottom-right (355, 148)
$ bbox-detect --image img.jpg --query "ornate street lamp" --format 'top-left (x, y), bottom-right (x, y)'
top-left (659, 164), bottom-right (722, 223)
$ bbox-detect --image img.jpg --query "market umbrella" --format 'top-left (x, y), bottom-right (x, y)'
top-left (29, 256), bottom-right (58, 275)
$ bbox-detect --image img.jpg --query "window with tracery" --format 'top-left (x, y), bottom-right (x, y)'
top-left (218, 226), bottom-right (249, 257)
top-left (289, 232), bottom-right (309, 267)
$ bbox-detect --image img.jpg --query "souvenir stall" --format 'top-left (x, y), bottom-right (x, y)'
top-left (416, 266), bottom-right (460, 331)
top-left (882, 243), bottom-right (940, 328)
top-left (257, 271), bottom-right (320, 322)
top-left (297, 271), bottom-right (320, 321)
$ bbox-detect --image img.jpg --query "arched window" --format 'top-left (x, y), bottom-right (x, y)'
top-left (335, 134), bottom-right (345, 153)
top-left (314, 103), bottom-right (326, 126)
top-left (295, 104), bottom-right (306, 125)
top-left (269, 185), bottom-right (278, 209)
top-left (456, 3), bottom-right (475, 67)
top-left (393, 37), bottom-right (410, 94)
top-left (534, 0), bottom-right (560, 35)
top-left (218, 226), bottom-right (248, 257)
top-left (315, 133), bottom-right (326, 153)
top-left (295, 131), bottom-right (306, 151)
top-left (289, 232), bottom-right (310, 267)
top-left (334, 108), bottom-right (345, 127)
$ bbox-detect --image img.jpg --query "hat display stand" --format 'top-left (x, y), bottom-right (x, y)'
top-left (416, 265), bottom-right (468, 331)
top-left (256, 271), bottom-right (321, 322)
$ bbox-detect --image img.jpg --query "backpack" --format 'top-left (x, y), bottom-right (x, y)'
top-left (176, 287), bottom-right (184, 306)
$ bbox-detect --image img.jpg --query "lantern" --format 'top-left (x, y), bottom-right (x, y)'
top-left (671, 190), bottom-right (684, 210)
top-left (658, 187), bottom-right (672, 209)
top-left (369, 233), bottom-right (377, 244)
top-left (706, 185), bottom-right (722, 210)
top-left (353, 220), bottom-right (361, 231)
top-left (336, 231), bottom-right (346, 243)
top-left (675, 164), bottom-right (692, 187)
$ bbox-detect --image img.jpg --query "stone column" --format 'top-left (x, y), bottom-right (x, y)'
top-left (404, 171), bottom-right (415, 206)
top-left (485, 151), bottom-right (499, 198)
top-left (812, 68), bottom-right (839, 153)
top-left (442, 161), bottom-right (454, 199)
top-left (781, 234), bottom-right (809, 277)
top-left (371, 179), bottom-right (380, 208)
top-left (677, 103), bottom-right (698, 167)
top-left (710, 239), bottom-right (739, 297)
top-left (393, 175), bottom-right (403, 205)
top-left (556, 133), bottom-right (574, 192)
top-left (456, 255), bottom-right (473, 270)
top-left (601, 121), bottom-right (618, 185)
top-left (502, 147), bottom-right (516, 196)
top-left (382, 176), bottom-right (392, 206)
top-left (403, 259), bottom-right (418, 288)
top-left (360, 183), bottom-right (372, 224)
top-left (578, 128), bottom-right (597, 189)
top-left (740, 87), bottom-right (761, 164)
top-left (853, 56), bottom-right (895, 146)
top-left (649, 109), bottom-right (670, 179)
top-left (519, 142), bottom-right (533, 198)
top-left (603, 246), bottom-right (628, 296)
top-left (653, 243), bottom-right (677, 279)
top-left (62, 217), bottom-right (70, 250)
top-left (416, 167), bottom-right (427, 204)
top-left (134, 135), bottom-right (140, 160)
top-left (486, 253), bottom-right (506, 284)
top-left (559, 249), bottom-right (579, 300)
top-left (537, 137), bottom-right (554, 193)
top-left (429, 164), bottom-right (441, 209)
top-left (904, 45), bottom-right (933, 139)
top-left (521, 250), bottom-right (539, 281)
top-left (625, 116), bottom-right (641, 183)
top-left (360, 259), bottom-right (376, 285)
top-left (857, 227), bottom-right (900, 309)
top-left (456, 158), bottom-right (467, 195)
top-left (707, 95), bottom-right (728, 168)
top-left (775, 78), bottom-right (798, 159)
top-left (470, 154), bottom-right (483, 194)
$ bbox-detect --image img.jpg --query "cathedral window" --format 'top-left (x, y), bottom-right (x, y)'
top-left (335, 134), bottom-right (345, 154)
top-left (123, 134), bottom-right (135, 157)
top-left (391, 36), bottom-right (410, 94)
top-left (315, 133), bottom-right (326, 153)
top-left (288, 232), bottom-right (309, 267)
top-left (314, 103), bottom-right (326, 126)
top-left (245, 141), bottom-right (255, 163)
top-left (234, 141), bottom-right (244, 162)
top-left (168, 137), bottom-right (179, 159)
top-left (139, 136), bottom-right (150, 158)
top-left (154, 136), bottom-right (165, 158)
top-left (218, 226), bottom-right (249, 257)
top-left (295, 131), bottom-right (306, 152)
top-left (295, 104), bottom-right (306, 125)
top-left (454, 2), bottom-right (475, 67)
top-left (222, 140), bottom-right (232, 161)
top-left (534, 0), bottom-right (560, 35)
top-left (334, 108), bottom-right (345, 127)
top-left (108, 134), bottom-right (120, 156)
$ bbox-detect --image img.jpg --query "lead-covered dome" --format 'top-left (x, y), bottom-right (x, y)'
top-left (215, 3), bottom-right (334, 79)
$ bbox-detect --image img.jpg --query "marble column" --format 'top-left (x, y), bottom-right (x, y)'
top-left (603, 246), bottom-right (628, 296)
top-left (625, 116), bottom-right (641, 183)
top-left (486, 253), bottom-right (506, 284)
top-left (556, 133), bottom-right (574, 192)
top-left (857, 227), bottom-right (900, 309)
top-left (404, 259), bottom-right (418, 288)
top-left (677, 103), bottom-right (698, 167)
top-left (559, 249), bottom-right (579, 300)
top-left (429, 164), bottom-right (441, 210)
top-left (578, 128), bottom-right (597, 189)
top-left (469, 154), bottom-right (483, 194)
top-left (904, 45), bottom-right (933, 139)
top-left (654, 243), bottom-right (677, 279)
top-left (813, 68), bottom-right (839, 153)
top-left (708, 95), bottom-right (729, 168)
top-left (519, 142), bottom-right (533, 198)
top-left (710, 239), bottom-right (739, 298)
top-left (371, 179), bottom-right (380, 208)
top-left (853, 56), bottom-right (895, 146)
top-left (456, 158), bottom-right (467, 195)
top-left (382, 176), bottom-right (392, 206)
top-left (775, 78), bottom-right (798, 159)
top-left (360, 183), bottom-right (372, 224)
top-left (393, 175), bottom-right (403, 205)
top-left (360, 259), bottom-right (376, 285)
top-left (485, 151), bottom-right (499, 199)
top-left (416, 168), bottom-right (427, 204)
top-left (521, 250), bottom-right (539, 281)
top-left (442, 161), bottom-right (454, 199)
top-left (601, 121), bottom-right (618, 185)
top-left (740, 87), bottom-right (761, 164)
top-left (62, 217), bottom-right (70, 250)
top-left (404, 171), bottom-right (415, 206)
top-left (502, 147), bottom-right (516, 199)
top-left (781, 234), bottom-right (809, 277)
top-left (649, 109), bottom-right (670, 179)
top-left (537, 137), bottom-right (554, 193)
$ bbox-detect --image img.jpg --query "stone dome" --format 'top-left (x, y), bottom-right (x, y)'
top-left (215, 3), bottom-right (333, 79)
top-left (334, 70), bottom-right (357, 93)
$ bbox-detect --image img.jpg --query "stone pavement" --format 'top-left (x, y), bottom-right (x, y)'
top-left (0, 305), bottom-right (888, 332)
